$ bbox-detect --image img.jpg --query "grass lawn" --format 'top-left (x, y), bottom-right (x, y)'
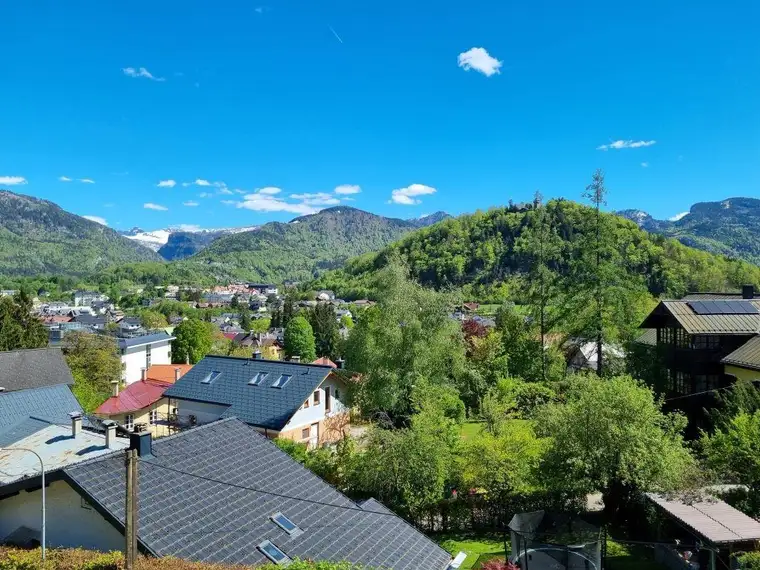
top-left (436, 533), bottom-right (508, 569)
top-left (606, 540), bottom-right (668, 570)
top-left (460, 421), bottom-right (485, 441)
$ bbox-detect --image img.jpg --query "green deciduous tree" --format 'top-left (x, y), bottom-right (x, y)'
top-left (171, 318), bottom-right (214, 364)
top-left (239, 309), bottom-right (252, 331)
top-left (535, 375), bottom-right (694, 517)
top-left (284, 315), bottom-right (317, 362)
top-left (62, 331), bottom-right (121, 412)
top-left (308, 303), bottom-right (341, 360)
top-left (0, 292), bottom-right (47, 351)
top-left (139, 309), bottom-right (168, 330)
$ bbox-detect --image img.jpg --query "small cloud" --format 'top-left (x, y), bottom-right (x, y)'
top-left (640, 162), bottom-right (649, 168)
top-left (669, 211), bottom-right (689, 222)
top-left (199, 192), bottom-right (211, 198)
top-left (597, 140), bottom-right (656, 151)
top-left (218, 188), bottom-right (234, 195)
top-left (195, 179), bottom-right (212, 186)
top-left (0, 176), bottom-right (27, 186)
top-left (144, 203), bottom-right (168, 211)
top-left (157, 179), bottom-right (177, 188)
top-left (390, 183), bottom-right (437, 205)
top-left (83, 215), bottom-right (108, 226)
top-left (457, 47), bottom-right (502, 77)
top-left (233, 193), bottom-right (320, 215)
top-left (258, 187), bottom-right (282, 195)
top-left (183, 201), bottom-right (199, 207)
top-left (174, 224), bottom-right (203, 232)
top-left (122, 67), bottom-right (165, 81)
top-left (58, 176), bottom-right (73, 182)
top-left (254, 6), bottom-right (265, 13)
top-left (290, 192), bottom-right (340, 206)
top-left (334, 184), bottom-right (361, 195)
top-left (79, 178), bottom-right (95, 184)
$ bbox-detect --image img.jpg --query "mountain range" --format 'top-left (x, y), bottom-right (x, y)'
top-left (617, 197), bottom-right (760, 264)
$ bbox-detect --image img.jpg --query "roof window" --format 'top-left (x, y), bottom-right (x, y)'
top-left (271, 512), bottom-right (303, 537)
top-left (271, 374), bottom-right (292, 389)
top-left (258, 540), bottom-right (291, 565)
top-left (249, 371), bottom-right (269, 386)
top-left (200, 371), bottom-right (222, 384)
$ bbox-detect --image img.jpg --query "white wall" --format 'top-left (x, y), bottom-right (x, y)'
top-left (121, 340), bottom-right (172, 384)
top-left (281, 376), bottom-right (349, 432)
top-left (0, 480), bottom-right (123, 551)
top-left (171, 399), bottom-right (230, 426)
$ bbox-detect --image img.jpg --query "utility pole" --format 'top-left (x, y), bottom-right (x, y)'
top-left (132, 448), bottom-right (139, 567)
top-left (125, 449), bottom-right (137, 570)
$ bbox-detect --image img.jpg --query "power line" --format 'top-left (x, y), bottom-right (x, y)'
top-left (664, 379), bottom-right (760, 402)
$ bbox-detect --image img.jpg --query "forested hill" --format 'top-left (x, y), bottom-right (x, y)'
top-left (179, 206), bottom-right (443, 282)
top-left (311, 200), bottom-right (760, 302)
top-left (618, 197), bottom-right (760, 264)
top-left (0, 190), bottom-right (161, 277)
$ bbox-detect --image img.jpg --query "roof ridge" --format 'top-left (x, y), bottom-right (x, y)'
top-left (0, 347), bottom-right (63, 354)
top-left (203, 354), bottom-right (333, 368)
top-left (152, 416), bottom-right (239, 444)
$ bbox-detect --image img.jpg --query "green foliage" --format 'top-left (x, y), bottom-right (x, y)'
top-left (171, 319), bottom-right (214, 364)
top-left (139, 309), bottom-right (168, 330)
top-left (0, 292), bottom-right (47, 350)
top-left (343, 259), bottom-right (465, 421)
top-left (308, 304), bottom-right (341, 360)
top-left (284, 316), bottom-right (317, 362)
top-left (535, 375), bottom-right (694, 516)
top-left (707, 381), bottom-right (760, 430)
top-left (62, 332), bottom-right (121, 413)
top-left (736, 551), bottom-right (760, 570)
top-left (273, 438), bottom-right (309, 463)
top-left (340, 314), bottom-right (354, 329)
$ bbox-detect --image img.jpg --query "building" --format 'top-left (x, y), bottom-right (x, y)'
top-left (94, 364), bottom-right (193, 437)
top-left (118, 332), bottom-right (175, 385)
top-left (73, 290), bottom-right (108, 307)
top-left (637, 287), bottom-right (760, 429)
top-left (2, 418), bottom-right (452, 569)
top-left (164, 355), bottom-right (350, 446)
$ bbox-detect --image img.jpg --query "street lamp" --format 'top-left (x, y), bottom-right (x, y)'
top-left (0, 447), bottom-right (45, 560)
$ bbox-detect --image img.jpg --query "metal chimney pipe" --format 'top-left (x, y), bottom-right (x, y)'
top-left (70, 412), bottom-right (82, 438)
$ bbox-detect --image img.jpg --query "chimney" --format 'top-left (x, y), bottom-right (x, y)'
top-left (111, 380), bottom-right (120, 398)
top-left (253, 350), bottom-right (262, 360)
top-left (290, 355), bottom-right (300, 363)
top-left (103, 420), bottom-right (117, 449)
top-left (743, 285), bottom-right (755, 300)
top-left (336, 358), bottom-right (345, 370)
top-left (129, 431), bottom-right (152, 457)
top-left (70, 412), bottom-right (82, 438)
top-left (174, 367), bottom-right (182, 382)
top-left (141, 368), bottom-right (148, 381)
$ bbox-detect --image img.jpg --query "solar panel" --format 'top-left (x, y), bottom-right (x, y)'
top-left (688, 300), bottom-right (759, 315)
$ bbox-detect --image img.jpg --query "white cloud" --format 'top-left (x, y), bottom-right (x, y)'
top-left (175, 224), bottom-right (202, 232)
top-left (122, 67), bottom-right (165, 81)
top-left (641, 162), bottom-right (649, 168)
top-left (457, 47), bottom-right (502, 77)
top-left (83, 215), bottom-right (108, 226)
top-left (596, 140), bottom-right (657, 151)
top-left (290, 192), bottom-right (341, 206)
top-left (258, 187), bottom-right (282, 195)
top-left (79, 178), bottom-right (95, 184)
top-left (334, 184), bottom-right (361, 195)
top-left (157, 179), bottom-right (177, 188)
top-left (233, 192), bottom-right (320, 215)
top-left (144, 203), bottom-right (168, 211)
top-left (199, 192), bottom-right (211, 198)
top-left (58, 176), bottom-right (73, 182)
top-left (0, 176), bottom-right (27, 186)
top-left (195, 179), bottom-right (212, 186)
top-left (183, 201), bottom-right (199, 207)
top-left (254, 6), bottom-right (264, 13)
top-left (218, 188), bottom-right (234, 195)
top-left (669, 211), bottom-right (689, 222)
top-left (390, 183), bottom-right (437, 205)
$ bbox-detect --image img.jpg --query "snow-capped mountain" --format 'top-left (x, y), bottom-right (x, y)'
top-left (120, 226), bottom-right (259, 258)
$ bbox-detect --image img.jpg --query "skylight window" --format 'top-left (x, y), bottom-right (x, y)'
top-left (249, 372), bottom-right (269, 386)
top-left (271, 512), bottom-right (303, 537)
top-left (258, 540), bottom-right (291, 565)
top-left (201, 371), bottom-right (222, 384)
top-left (271, 374), bottom-right (292, 389)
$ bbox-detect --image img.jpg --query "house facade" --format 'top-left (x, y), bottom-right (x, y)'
top-left (118, 333), bottom-right (175, 385)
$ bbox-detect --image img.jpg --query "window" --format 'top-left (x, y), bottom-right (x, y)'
top-left (674, 371), bottom-right (691, 394)
top-left (201, 371), bottom-right (222, 384)
top-left (257, 541), bottom-right (291, 565)
top-left (324, 386), bottom-right (331, 413)
top-left (301, 427), bottom-right (310, 439)
top-left (249, 372), bottom-right (269, 386)
top-left (271, 512), bottom-right (303, 537)
top-left (146, 345), bottom-right (152, 368)
top-left (334, 387), bottom-right (340, 401)
top-left (125, 414), bottom-right (134, 431)
top-left (692, 335), bottom-right (720, 350)
top-left (271, 374), bottom-right (292, 389)
top-left (675, 328), bottom-right (690, 349)
top-left (313, 390), bottom-right (321, 406)
top-left (303, 398), bottom-right (309, 409)
top-left (149, 409), bottom-right (158, 425)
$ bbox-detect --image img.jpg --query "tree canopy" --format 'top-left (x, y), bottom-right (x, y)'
top-left (284, 315), bottom-right (317, 362)
top-left (172, 318), bottom-right (214, 364)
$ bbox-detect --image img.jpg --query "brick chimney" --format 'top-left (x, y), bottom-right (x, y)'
top-left (70, 412), bottom-right (82, 438)
top-left (743, 285), bottom-right (755, 299)
top-left (141, 368), bottom-right (148, 381)
top-left (174, 367), bottom-right (182, 382)
top-left (111, 380), bottom-right (120, 398)
top-left (103, 420), bottom-right (117, 449)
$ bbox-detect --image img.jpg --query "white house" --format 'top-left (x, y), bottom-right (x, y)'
top-left (118, 332), bottom-right (175, 385)
top-left (73, 290), bottom-right (108, 307)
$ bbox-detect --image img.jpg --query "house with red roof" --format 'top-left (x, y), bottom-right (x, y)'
top-left (95, 364), bottom-right (193, 438)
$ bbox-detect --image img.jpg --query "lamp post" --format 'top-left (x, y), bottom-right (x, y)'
top-left (0, 447), bottom-right (45, 560)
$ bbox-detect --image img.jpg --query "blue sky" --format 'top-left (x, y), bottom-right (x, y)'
top-left (1, 0), bottom-right (758, 230)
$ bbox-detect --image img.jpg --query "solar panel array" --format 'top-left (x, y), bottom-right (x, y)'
top-left (687, 300), bottom-right (759, 315)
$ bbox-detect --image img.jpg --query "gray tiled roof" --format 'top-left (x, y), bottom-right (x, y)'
top-left (633, 328), bottom-right (657, 347)
top-left (0, 348), bottom-right (74, 392)
top-left (646, 301), bottom-right (760, 335)
top-left (0, 384), bottom-right (84, 444)
top-left (164, 356), bottom-right (332, 430)
top-left (64, 418), bottom-right (451, 570)
top-left (117, 333), bottom-right (174, 349)
top-left (722, 335), bottom-right (760, 372)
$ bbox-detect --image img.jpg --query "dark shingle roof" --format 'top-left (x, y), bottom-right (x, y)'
top-left (633, 328), bottom-right (657, 347)
top-left (0, 348), bottom-right (74, 392)
top-left (164, 356), bottom-right (333, 430)
top-left (642, 301), bottom-right (760, 335)
top-left (722, 335), bottom-right (760, 372)
top-left (0, 384), bottom-right (84, 444)
top-left (117, 332), bottom-right (174, 350)
top-left (64, 418), bottom-right (451, 570)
